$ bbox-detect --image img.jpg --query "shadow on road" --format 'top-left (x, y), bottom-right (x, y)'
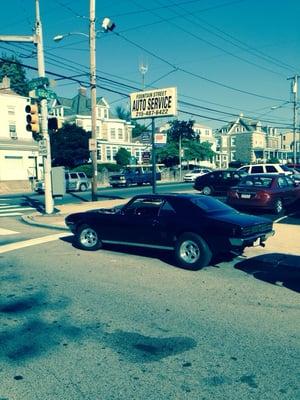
top-left (235, 253), bottom-right (300, 293)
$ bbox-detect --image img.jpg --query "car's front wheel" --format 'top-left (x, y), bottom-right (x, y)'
top-left (74, 224), bottom-right (102, 251)
top-left (174, 232), bottom-right (212, 270)
top-left (202, 186), bottom-right (212, 195)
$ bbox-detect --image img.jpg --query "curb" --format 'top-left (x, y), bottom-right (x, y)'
top-left (21, 214), bottom-right (69, 231)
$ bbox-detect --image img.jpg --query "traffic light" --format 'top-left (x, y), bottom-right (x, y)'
top-left (25, 103), bottom-right (41, 141)
top-left (25, 103), bottom-right (39, 132)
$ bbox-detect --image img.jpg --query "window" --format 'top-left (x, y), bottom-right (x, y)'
top-left (251, 166), bottom-right (264, 173)
top-left (205, 129), bottom-right (210, 135)
top-left (106, 146), bottom-right (112, 161)
top-left (277, 177), bottom-right (287, 188)
top-left (231, 137), bottom-right (236, 146)
top-left (159, 201), bottom-right (176, 217)
top-left (110, 128), bottom-right (116, 139)
top-left (7, 105), bottom-right (15, 115)
top-left (265, 165), bottom-right (277, 173)
top-left (9, 123), bottom-right (17, 139)
top-left (124, 197), bottom-right (163, 217)
top-left (118, 128), bottom-right (123, 140)
top-left (112, 146), bottom-right (118, 157)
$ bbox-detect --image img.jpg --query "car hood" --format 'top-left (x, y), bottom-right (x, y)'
top-left (208, 210), bottom-right (271, 228)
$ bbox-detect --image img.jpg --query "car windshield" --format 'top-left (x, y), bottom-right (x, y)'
top-left (190, 196), bottom-right (233, 213)
top-left (239, 176), bottom-right (273, 188)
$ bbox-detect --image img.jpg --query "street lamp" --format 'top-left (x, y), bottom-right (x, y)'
top-left (54, 3), bottom-right (115, 201)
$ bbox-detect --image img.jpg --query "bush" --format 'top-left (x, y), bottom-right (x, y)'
top-left (71, 163), bottom-right (121, 178)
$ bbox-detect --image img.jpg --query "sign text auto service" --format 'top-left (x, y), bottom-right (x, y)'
top-left (130, 87), bottom-right (177, 119)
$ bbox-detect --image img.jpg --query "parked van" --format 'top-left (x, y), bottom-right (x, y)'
top-left (238, 164), bottom-right (293, 176)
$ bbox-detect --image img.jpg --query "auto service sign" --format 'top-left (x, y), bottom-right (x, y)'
top-left (130, 87), bottom-right (177, 119)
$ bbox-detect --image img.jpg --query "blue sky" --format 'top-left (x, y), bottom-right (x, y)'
top-left (1, 0), bottom-right (299, 129)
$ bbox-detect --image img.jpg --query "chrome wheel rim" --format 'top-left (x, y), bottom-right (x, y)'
top-left (179, 240), bottom-right (200, 264)
top-left (203, 187), bottom-right (211, 195)
top-left (80, 227), bottom-right (98, 247)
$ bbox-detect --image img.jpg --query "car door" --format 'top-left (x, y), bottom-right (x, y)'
top-left (109, 197), bottom-right (164, 245)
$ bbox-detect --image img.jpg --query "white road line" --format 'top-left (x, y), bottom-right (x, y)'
top-left (0, 232), bottom-right (70, 254)
top-left (0, 206), bottom-right (35, 211)
top-left (0, 203), bottom-right (9, 206)
top-left (0, 213), bottom-right (22, 217)
top-left (274, 212), bottom-right (297, 223)
top-left (0, 228), bottom-right (19, 235)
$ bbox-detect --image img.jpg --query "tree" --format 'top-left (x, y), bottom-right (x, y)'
top-left (114, 147), bottom-right (131, 166)
top-left (183, 141), bottom-right (215, 163)
top-left (115, 105), bottom-right (149, 138)
top-left (167, 119), bottom-right (197, 142)
top-left (0, 54), bottom-right (29, 96)
top-left (50, 124), bottom-right (91, 168)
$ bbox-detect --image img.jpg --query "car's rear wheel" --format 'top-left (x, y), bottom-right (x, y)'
top-left (274, 198), bottom-right (283, 215)
top-left (79, 183), bottom-right (87, 192)
top-left (202, 186), bottom-right (212, 195)
top-left (174, 232), bottom-right (212, 270)
top-left (74, 224), bottom-right (102, 251)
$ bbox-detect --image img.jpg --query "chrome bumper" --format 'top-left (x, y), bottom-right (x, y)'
top-left (229, 230), bottom-right (275, 246)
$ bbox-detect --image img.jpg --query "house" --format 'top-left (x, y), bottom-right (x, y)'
top-left (280, 131), bottom-right (300, 162)
top-left (214, 114), bottom-right (289, 165)
top-left (0, 77), bottom-right (42, 191)
top-left (50, 88), bottom-right (145, 164)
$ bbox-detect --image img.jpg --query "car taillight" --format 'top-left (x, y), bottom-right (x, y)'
top-left (228, 190), bottom-right (238, 198)
top-left (255, 191), bottom-right (271, 200)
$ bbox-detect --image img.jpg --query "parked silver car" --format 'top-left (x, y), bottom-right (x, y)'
top-left (183, 168), bottom-right (212, 182)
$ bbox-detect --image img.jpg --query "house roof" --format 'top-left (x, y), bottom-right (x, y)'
top-left (56, 90), bottom-right (108, 116)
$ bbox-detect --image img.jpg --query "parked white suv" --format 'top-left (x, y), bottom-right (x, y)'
top-left (183, 168), bottom-right (212, 182)
top-left (34, 171), bottom-right (90, 193)
top-left (238, 164), bottom-right (293, 176)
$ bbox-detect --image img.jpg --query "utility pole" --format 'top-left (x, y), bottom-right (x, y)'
top-left (90, 0), bottom-right (98, 201)
top-left (288, 75), bottom-right (298, 165)
top-left (0, 0), bottom-right (54, 214)
top-left (35, 0), bottom-right (54, 214)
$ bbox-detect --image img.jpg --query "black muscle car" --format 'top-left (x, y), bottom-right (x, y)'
top-left (65, 194), bottom-right (274, 270)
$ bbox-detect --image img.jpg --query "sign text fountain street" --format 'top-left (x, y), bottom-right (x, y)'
top-left (130, 87), bottom-right (177, 194)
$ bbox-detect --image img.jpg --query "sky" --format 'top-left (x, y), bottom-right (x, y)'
top-left (0, 0), bottom-right (299, 130)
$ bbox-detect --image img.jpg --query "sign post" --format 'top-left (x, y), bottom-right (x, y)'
top-left (130, 87), bottom-right (177, 194)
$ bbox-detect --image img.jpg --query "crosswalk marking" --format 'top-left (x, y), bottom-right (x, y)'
top-left (0, 228), bottom-right (19, 235)
top-left (0, 200), bottom-right (36, 217)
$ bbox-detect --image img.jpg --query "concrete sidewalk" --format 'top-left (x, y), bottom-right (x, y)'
top-left (22, 199), bottom-right (128, 231)
top-left (22, 199), bottom-right (300, 256)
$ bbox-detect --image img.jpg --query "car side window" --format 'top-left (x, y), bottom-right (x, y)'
top-left (124, 198), bottom-right (163, 217)
top-left (286, 177), bottom-right (295, 187)
top-left (70, 173), bottom-right (78, 179)
top-left (251, 166), bottom-right (264, 173)
top-left (265, 165), bottom-right (277, 173)
top-left (159, 201), bottom-right (176, 217)
top-left (277, 177), bottom-right (287, 188)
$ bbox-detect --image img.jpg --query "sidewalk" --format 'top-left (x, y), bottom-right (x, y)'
top-left (22, 199), bottom-right (128, 231)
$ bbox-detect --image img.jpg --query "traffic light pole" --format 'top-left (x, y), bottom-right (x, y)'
top-left (35, 0), bottom-right (54, 214)
top-left (0, 0), bottom-right (54, 214)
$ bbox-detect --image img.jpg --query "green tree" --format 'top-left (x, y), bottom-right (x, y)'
top-left (167, 119), bottom-right (197, 142)
top-left (114, 147), bottom-right (131, 166)
top-left (0, 54), bottom-right (29, 96)
top-left (50, 124), bottom-right (91, 168)
top-left (183, 141), bottom-right (215, 162)
top-left (115, 105), bottom-right (149, 138)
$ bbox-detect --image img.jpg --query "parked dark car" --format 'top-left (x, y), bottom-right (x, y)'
top-left (227, 174), bottom-right (300, 214)
top-left (194, 169), bottom-right (248, 195)
top-left (65, 194), bottom-right (274, 270)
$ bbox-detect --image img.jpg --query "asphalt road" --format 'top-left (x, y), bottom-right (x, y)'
top-left (0, 232), bottom-right (299, 400)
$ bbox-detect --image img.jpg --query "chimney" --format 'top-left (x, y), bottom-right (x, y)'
top-left (78, 87), bottom-right (87, 96)
top-left (0, 76), bottom-right (10, 89)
